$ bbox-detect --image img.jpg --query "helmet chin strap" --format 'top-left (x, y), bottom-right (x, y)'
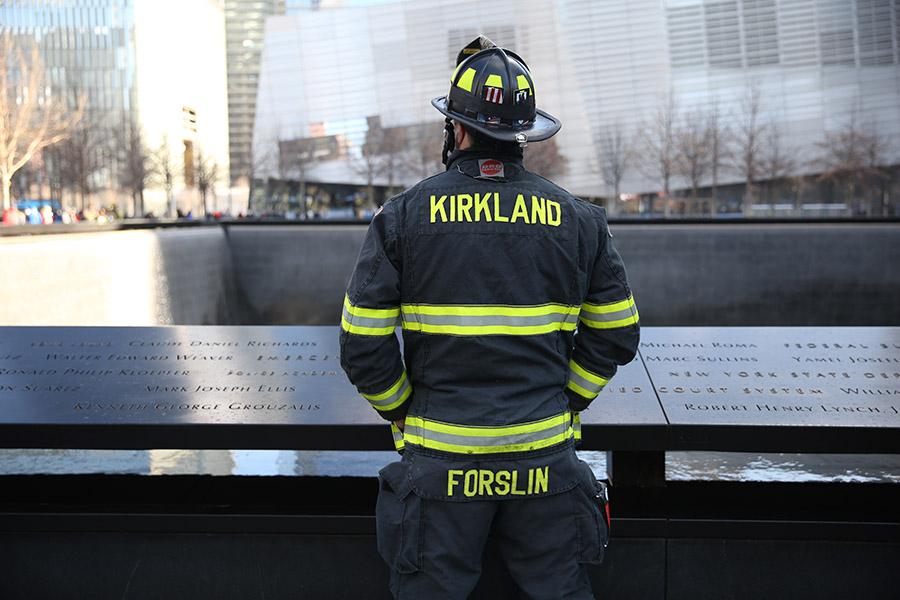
top-left (441, 117), bottom-right (455, 167)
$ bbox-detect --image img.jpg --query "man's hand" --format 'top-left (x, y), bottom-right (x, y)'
top-left (393, 418), bottom-right (405, 432)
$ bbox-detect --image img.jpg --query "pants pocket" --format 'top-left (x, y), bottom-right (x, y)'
top-left (376, 461), bottom-right (423, 574)
top-left (573, 461), bottom-right (610, 564)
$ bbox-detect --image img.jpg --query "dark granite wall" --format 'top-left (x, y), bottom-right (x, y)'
top-left (226, 223), bottom-right (900, 326)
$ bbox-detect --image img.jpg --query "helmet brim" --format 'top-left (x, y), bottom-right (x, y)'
top-left (431, 96), bottom-right (561, 143)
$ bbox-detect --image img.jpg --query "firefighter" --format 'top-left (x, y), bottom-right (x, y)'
top-left (340, 36), bottom-right (640, 599)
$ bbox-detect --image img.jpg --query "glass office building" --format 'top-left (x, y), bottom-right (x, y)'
top-left (1, 0), bottom-right (230, 216)
top-left (253, 0), bottom-right (900, 214)
top-left (225, 0), bottom-right (286, 185)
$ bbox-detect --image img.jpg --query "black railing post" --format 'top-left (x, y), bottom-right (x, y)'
top-left (606, 450), bottom-right (666, 488)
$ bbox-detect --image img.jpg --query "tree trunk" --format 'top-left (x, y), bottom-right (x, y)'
top-left (710, 169), bottom-right (718, 217)
top-left (299, 179), bottom-right (307, 219)
top-left (663, 177), bottom-right (671, 218)
top-left (1, 174), bottom-right (11, 211)
top-left (743, 181), bottom-right (755, 217)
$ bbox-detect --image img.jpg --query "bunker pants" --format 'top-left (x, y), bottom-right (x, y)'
top-left (375, 447), bottom-right (609, 599)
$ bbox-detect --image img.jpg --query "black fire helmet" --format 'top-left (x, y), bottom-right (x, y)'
top-left (432, 36), bottom-right (562, 145)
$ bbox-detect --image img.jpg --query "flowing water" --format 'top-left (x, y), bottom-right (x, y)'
top-left (1, 449), bottom-right (898, 483)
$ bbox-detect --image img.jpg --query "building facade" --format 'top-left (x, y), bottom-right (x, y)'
top-left (225, 0), bottom-right (286, 186)
top-left (1, 0), bottom-right (230, 216)
top-left (253, 0), bottom-right (900, 214)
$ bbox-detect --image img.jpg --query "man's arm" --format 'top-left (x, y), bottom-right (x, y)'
top-left (339, 202), bottom-right (411, 422)
top-left (565, 211), bottom-right (640, 412)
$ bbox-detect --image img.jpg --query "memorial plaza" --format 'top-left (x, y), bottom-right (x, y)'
top-left (0, 1), bottom-right (898, 598)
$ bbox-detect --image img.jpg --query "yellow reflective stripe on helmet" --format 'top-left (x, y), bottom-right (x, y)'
top-left (342, 295), bottom-right (400, 336)
top-left (361, 371), bottom-right (412, 412)
top-left (400, 303), bottom-right (580, 336)
top-left (456, 67), bottom-right (476, 92)
top-left (516, 74), bottom-right (531, 92)
top-left (403, 412), bottom-right (574, 455)
top-left (485, 73), bottom-right (503, 88)
top-left (580, 294), bottom-right (639, 329)
top-left (451, 61), bottom-right (464, 84)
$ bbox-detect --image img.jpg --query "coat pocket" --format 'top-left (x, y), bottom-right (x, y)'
top-left (573, 460), bottom-right (610, 564)
top-left (376, 460), bottom-right (423, 574)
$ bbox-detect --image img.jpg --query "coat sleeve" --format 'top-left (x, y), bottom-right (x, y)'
top-left (565, 210), bottom-right (640, 412)
top-left (339, 201), bottom-right (411, 422)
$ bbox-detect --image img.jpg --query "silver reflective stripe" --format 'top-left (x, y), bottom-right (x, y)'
top-left (569, 369), bottom-right (605, 395)
top-left (581, 304), bottom-right (636, 323)
top-left (403, 312), bottom-right (576, 328)
top-left (366, 376), bottom-right (411, 409)
top-left (342, 305), bottom-right (399, 329)
top-left (391, 424), bottom-right (405, 450)
top-left (404, 420), bottom-right (570, 448)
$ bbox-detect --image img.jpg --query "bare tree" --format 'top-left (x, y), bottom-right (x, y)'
top-left (117, 119), bottom-right (154, 217)
top-left (352, 120), bottom-right (385, 209)
top-left (409, 123), bottom-right (443, 180)
top-left (639, 94), bottom-right (678, 216)
top-left (732, 84), bottom-right (767, 215)
top-left (0, 33), bottom-right (84, 210)
top-left (596, 123), bottom-right (634, 214)
top-left (815, 115), bottom-right (889, 215)
top-left (55, 109), bottom-right (113, 211)
top-left (760, 127), bottom-right (796, 207)
top-left (151, 136), bottom-right (178, 217)
top-left (707, 102), bottom-right (731, 215)
top-left (247, 138), bottom-right (277, 214)
top-left (674, 109), bottom-right (712, 204)
top-left (378, 128), bottom-right (407, 198)
top-left (525, 137), bottom-right (568, 179)
top-left (195, 150), bottom-right (219, 217)
top-left (277, 137), bottom-right (319, 218)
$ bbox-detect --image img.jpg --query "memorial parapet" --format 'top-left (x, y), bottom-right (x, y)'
top-left (641, 327), bottom-right (900, 452)
top-left (0, 326), bottom-right (658, 451)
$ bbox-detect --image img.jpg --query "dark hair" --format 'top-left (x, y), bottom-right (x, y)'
top-left (464, 125), bottom-right (523, 157)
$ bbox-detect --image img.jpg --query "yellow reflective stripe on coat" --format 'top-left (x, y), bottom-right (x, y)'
top-left (580, 294), bottom-right (639, 329)
top-left (572, 412), bottom-right (582, 442)
top-left (361, 371), bottom-right (411, 412)
top-left (341, 295), bottom-right (400, 335)
top-left (391, 422), bottom-right (405, 451)
top-left (566, 359), bottom-right (609, 400)
top-left (402, 412), bottom-right (574, 455)
top-left (401, 303), bottom-right (579, 336)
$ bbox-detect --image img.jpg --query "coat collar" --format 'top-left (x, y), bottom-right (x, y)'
top-left (446, 149), bottom-right (525, 181)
